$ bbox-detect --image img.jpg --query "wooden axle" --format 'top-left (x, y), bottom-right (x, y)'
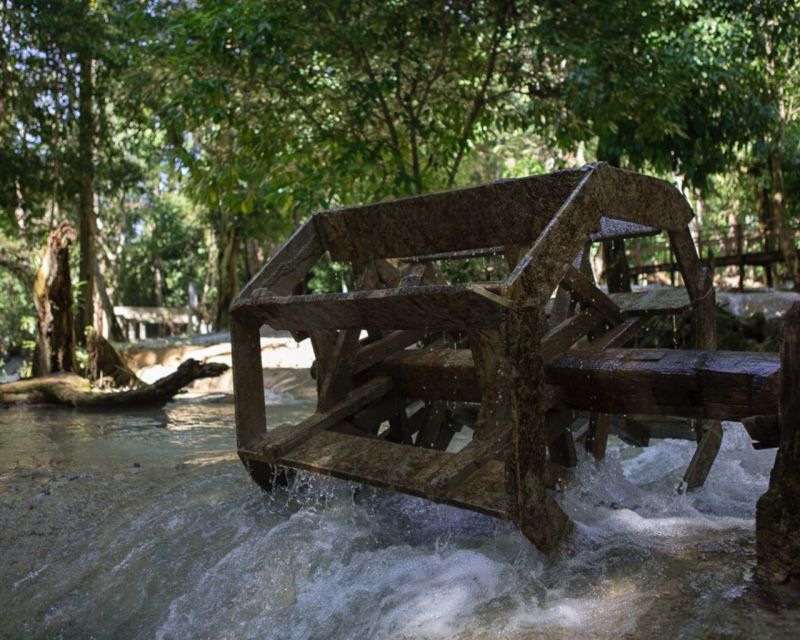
top-left (376, 347), bottom-right (780, 423)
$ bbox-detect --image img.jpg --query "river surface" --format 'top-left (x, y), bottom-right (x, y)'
top-left (1, 392), bottom-right (799, 639)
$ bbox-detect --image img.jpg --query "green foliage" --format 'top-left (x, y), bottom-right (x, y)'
top-left (1, 0), bottom-right (799, 352)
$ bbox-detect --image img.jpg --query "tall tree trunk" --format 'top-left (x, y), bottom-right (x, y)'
top-left (76, 33), bottom-right (96, 343)
top-left (768, 141), bottom-right (800, 289)
top-left (32, 222), bottom-right (78, 376)
top-left (215, 225), bottom-right (240, 330)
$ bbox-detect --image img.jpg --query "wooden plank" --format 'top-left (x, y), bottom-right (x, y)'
top-left (591, 217), bottom-right (660, 242)
top-left (424, 424), bottom-right (513, 499)
top-left (668, 227), bottom-right (716, 349)
top-left (415, 401), bottom-right (446, 448)
top-left (235, 284), bottom-right (510, 331)
top-left (316, 169), bottom-right (587, 261)
top-left (587, 316), bottom-right (648, 349)
top-left (352, 330), bottom-right (424, 373)
top-left (243, 429), bottom-right (510, 520)
top-left (560, 265), bottom-right (624, 323)
top-left (591, 163), bottom-right (694, 232)
top-left (541, 307), bottom-right (607, 363)
top-left (609, 287), bottom-right (691, 316)
top-left (238, 218), bottom-right (324, 299)
top-left (244, 376), bottom-right (395, 462)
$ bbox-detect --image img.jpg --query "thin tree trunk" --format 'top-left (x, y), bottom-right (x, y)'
top-left (768, 142), bottom-right (799, 289)
top-left (76, 32), bottom-right (96, 342)
top-left (215, 225), bottom-right (240, 330)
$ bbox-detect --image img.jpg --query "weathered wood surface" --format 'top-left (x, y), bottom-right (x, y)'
top-left (244, 376), bottom-right (395, 462)
top-left (681, 420), bottom-right (723, 492)
top-left (585, 412), bottom-right (611, 460)
top-left (756, 302), bottom-right (800, 584)
top-left (231, 314), bottom-right (268, 449)
top-left (609, 287), bottom-right (690, 316)
top-left (33, 221), bottom-right (78, 376)
top-left (242, 429), bottom-right (510, 519)
top-left (238, 218), bottom-right (325, 298)
top-left (316, 169), bottom-right (587, 261)
top-left (378, 347), bottom-right (780, 421)
top-left (236, 284), bottom-right (511, 331)
top-left (0, 359), bottom-right (228, 408)
top-left (590, 217), bottom-right (659, 241)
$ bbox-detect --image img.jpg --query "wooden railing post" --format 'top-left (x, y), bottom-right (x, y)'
top-left (756, 302), bottom-right (800, 584)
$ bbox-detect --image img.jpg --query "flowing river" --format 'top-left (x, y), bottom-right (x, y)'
top-left (2, 390), bottom-right (799, 639)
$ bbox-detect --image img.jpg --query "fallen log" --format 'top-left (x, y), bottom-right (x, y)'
top-left (0, 359), bottom-right (229, 408)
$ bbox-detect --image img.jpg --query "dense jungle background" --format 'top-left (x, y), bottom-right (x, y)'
top-left (1, 0), bottom-right (799, 372)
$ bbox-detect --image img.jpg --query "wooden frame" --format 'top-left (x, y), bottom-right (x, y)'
top-left (231, 162), bottom-right (780, 557)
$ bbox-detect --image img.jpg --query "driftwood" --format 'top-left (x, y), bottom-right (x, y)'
top-left (0, 359), bottom-right (228, 408)
top-left (230, 162), bottom-right (785, 572)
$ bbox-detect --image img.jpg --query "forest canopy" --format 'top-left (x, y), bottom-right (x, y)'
top-left (1, 0), bottom-right (799, 363)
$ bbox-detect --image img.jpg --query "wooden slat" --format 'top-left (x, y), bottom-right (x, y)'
top-left (560, 265), bottom-right (624, 323)
top-left (424, 424), bottom-right (513, 498)
top-left (352, 330), bottom-right (424, 373)
top-left (316, 169), bottom-right (587, 261)
top-left (587, 316), bottom-right (648, 349)
top-left (235, 284), bottom-right (510, 331)
top-left (609, 287), bottom-right (691, 316)
top-left (243, 429), bottom-right (510, 519)
top-left (239, 219), bottom-right (324, 299)
top-left (244, 377), bottom-right (395, 462)
top-left (541, 307), bottom-right (607, 363)
top-left (591, 217), bottom-right (660, 242)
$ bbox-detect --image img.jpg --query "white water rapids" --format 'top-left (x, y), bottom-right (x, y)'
top-left (1, 394), bottom-right (799, 639)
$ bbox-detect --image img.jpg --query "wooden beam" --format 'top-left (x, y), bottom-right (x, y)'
top-left (230, 313), bottom-right (267, 450)
top-left (238, 218), bottom-right (325, 299)
top-left (378, 347), bottom-right (780, 421)
top-left (352, 330), bottom-right (424, 373)
top-left (235, 284), bottom-right (510, 331)
top-left (316, 170), bottom-right (587, 261)
top-left (560, 265), bottom-right (624, 323)
top-left (244, 376), bottom-right (395, 462)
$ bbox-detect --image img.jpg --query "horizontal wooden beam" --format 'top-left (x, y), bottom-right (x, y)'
top-left (316, 169), bottom-right (587, 261)
top-left (243, 376), bottom-right (395, 462)
top-left (234, 284), bottom-right (511, 331)
top-left (377, 347), bottom-right (780, 421)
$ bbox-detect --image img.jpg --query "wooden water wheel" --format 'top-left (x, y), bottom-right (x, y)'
top-left (230, 163), bottom-right (784, 553)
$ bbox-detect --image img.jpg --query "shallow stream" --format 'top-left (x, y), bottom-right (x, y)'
top-left (1, 393), bottom-right (799, 639)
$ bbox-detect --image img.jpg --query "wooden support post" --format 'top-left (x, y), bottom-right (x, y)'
top-left (680, 420), bottom-right (723, 493)
top-left (585, 412), bottom-right (610, 461)
top-left (504, 306), bottom-right (573, 551)
top-left (756, 302), bottom-right (800, 584)
top-left (670, 225), bottom-right (722, 490)
top-left (231, 314), bottom-right (266, 449)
